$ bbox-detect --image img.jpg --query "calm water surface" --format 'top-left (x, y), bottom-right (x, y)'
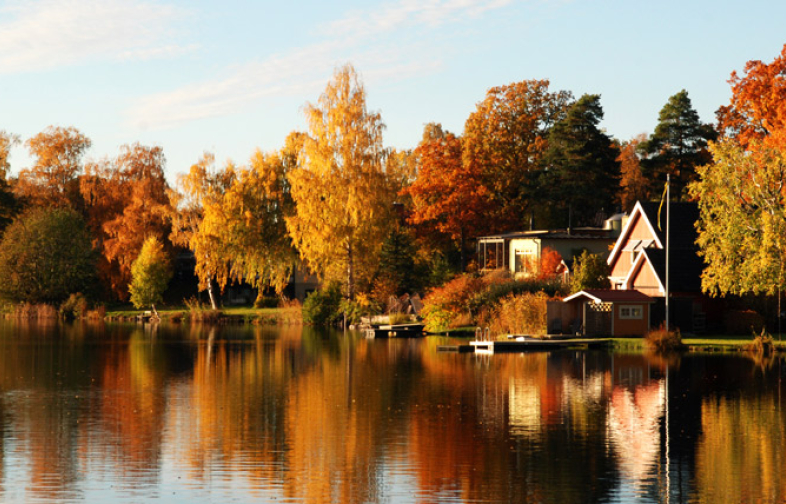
top-left (0, 320), bottom-right (782, 503)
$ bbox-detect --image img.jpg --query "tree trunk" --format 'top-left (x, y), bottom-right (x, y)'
top-left (347, 240), bottom-right (355, 300)
top-left (460, 228), bottom-right (466, 272)
top-left (206, 278), bottom-right (217, 310)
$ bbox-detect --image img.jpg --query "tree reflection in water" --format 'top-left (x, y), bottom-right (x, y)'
top-left (0, 321), bottom-right (780, 503)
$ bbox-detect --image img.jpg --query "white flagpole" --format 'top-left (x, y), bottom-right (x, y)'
top-left (665, 174), bottom-right (670, 331)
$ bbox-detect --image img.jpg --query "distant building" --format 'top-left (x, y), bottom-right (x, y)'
top-left (476, 214), bottom-right (624, 280)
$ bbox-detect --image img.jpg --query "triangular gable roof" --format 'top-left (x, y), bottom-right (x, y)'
top-left (607, 201), bottom-right (663, 267)
top-left (608, 200), bottom-right (700, 267)
top-left (623, 250), bottom-right (665, 294)
top-left (637, 248), bottom-right (705, 292)
top-left (563, 289), bottom-right (654, 304)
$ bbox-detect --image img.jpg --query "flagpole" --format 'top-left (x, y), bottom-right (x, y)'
top-left (665, 174), bottom-right (670, 331)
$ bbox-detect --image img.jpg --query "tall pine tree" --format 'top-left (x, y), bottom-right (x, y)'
top-left (640, 90), bottom-right (717, 199)
top-left (539, 94), bottom-right (620, 227)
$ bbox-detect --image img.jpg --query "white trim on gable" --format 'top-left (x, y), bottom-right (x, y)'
top-left (623, 250), bottom-right (665, 295)
top-left (563, 291), bottom-right (603, 304)
top-left (607, 201), bottom-right (664, 268)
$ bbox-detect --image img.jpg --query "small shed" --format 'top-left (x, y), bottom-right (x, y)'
top-left (556, 289), bottom-right (654, 337)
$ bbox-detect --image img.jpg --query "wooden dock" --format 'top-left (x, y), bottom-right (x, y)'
top-left (469, 337), bottom-right (611, 353)
top-left (365, 323), bottom-right (425, 339)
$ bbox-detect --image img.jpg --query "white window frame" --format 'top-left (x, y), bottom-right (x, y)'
top-left (619, 305), bottom-right (643, 320)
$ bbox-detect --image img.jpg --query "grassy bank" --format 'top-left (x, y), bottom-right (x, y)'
top-left (105, 305), bottom-right (303, 325)
top-left (610, 334), bottom-right (786, 352)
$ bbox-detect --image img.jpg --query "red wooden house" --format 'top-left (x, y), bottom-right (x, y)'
top-left (606, 201), bottom-right (719, 333)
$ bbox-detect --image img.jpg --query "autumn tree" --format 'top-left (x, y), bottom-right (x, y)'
top-left (287, 64), bottom-right (395, 299)
top-left (214, 135), bottom-right (302, 297)
top-left (404, 126), bottom-right (487, 270)
top-left (570, 250), bottom-right (611, 292)
top-left (0, 131), bottom-right (21, 232)
top-left (81, 143), bottom-right (172, 299)
top-left (168, 152), bottom-right (234, 309)
top-left (15, 126), bottom-right (91, 209)
top-left (0, 207), bottom-right (97, 304)
top-left (538, 94), bottom-right (620, 227)
top-left (0, 131), bottom-right (19, 179)
top-left (689, 140), bottom-right (786, 296)
top-left (536, 247), bottom-right (564, 281)
top-left (691, 45), bottom-right (786, 298)
top-left (617, 134), bottom-right (649, 211)
top-left (716, 43), bottom-right (786, 149)
top-left (375, 227), bottom-right (419, 298)
top-left (639, 90), bottom-right (717, 199)
top-left (463, 79), bottom-right (573, 231)
top-left (129, 236), bottom-right (172, 318)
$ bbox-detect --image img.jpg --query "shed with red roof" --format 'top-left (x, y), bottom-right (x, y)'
top-left (554, 289), bottom-right (654, 337)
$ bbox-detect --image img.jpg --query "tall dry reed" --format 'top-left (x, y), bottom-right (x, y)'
top-left (488, 292), bottom-right (550, 338)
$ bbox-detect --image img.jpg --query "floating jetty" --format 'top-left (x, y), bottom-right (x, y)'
top-left (364, 323), bottom-right (425, 338)
top-left (470, 336), bottom-right (610, 353)
top-left (437, 335), bottom-right (611, 353)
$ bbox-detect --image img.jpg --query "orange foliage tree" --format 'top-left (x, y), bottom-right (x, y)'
top-left (617, 134), bottom-right (649, 211)
top-left (717, 43), bottom-right (786, 149)
top-left (462, 79), bottom-right (572, 231)
top-left (403, 126), bottom-right (487, 271)
top-left (81, 143), bottom-right (171, 300)
top-left (15, 126), bottom-right (91, 209)
top-left (537, 247), bottom-right (564, 281)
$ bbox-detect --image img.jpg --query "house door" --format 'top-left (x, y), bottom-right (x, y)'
top-left (585, 302), bottom-right (612, 336)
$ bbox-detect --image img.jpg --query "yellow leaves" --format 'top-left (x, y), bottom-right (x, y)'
top-left (287, 64), bottom-right (395, 297)
top-left (691, 138), bottom-right (786, 296)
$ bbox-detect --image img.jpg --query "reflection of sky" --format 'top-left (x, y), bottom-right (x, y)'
top-left (608, 380), bottom-right (666, 498)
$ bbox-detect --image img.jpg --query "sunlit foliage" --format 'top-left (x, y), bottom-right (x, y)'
top-left (0, 207), bottom-right (97, 304)
top-left (287, 64), bottom-right (396, 299)
top-left (15, 126), bottom-right (91, 209)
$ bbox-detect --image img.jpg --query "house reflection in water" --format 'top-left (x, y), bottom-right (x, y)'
top-left (505, 352), bottom-right (668, 498)
top-left (608, 379), bottom-right (665, 488)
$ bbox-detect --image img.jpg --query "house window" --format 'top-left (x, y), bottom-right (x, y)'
top-left (619, 305), bottom-right (643, 320)
top-left (514, 249), bottom-right (535, 273)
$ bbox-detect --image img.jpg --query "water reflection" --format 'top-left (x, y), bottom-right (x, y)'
top-left (0, 320), bottom-right (782, 503)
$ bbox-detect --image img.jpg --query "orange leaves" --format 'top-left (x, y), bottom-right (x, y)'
top-left (717, 44), bottom-right (786, 150)
top-left (403, 130), bottom-right (489, 269)
top-left (83, 143), bottom-right (172, 300)
top-left (16, 126), bottom-right (91, 209)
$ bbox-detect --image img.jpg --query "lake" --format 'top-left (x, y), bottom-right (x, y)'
top-left (0, 320), bottom-right (781, 503)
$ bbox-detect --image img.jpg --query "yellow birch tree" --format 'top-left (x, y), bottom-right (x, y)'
top-left (169, 153), bottom-right (235, 309)
top-left (286, 64), bottom-right (395, 299)
top-left (217, 134), bottom-right (302, 296)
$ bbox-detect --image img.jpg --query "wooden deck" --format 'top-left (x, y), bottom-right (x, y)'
top-left (469, 337), bottom-right (611, 353)
top-left (364, 323), bottom-right (425, 338)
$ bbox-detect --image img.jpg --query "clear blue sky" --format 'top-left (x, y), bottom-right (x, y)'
top-left (2, 0), bottom-right (785, 181)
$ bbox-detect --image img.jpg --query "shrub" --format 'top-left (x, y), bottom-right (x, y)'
top-left (185, 297), bottom-right (223, 323)
top-left (87, 305), bottom-right (106, 320)
top-left (302, 283), bottom-right (342, 325)
top-left (645, 325), bottom-right (685, 353)
top-left (724, 310), bottom-right (765, 335)
top-left (421, 274), bottom-right (483, 332)
top-left (13, 303), bottom-right (58, 319)
top-left (747, 328), bottom-right (775, 356)
top-left (489, 292), bottom-right (551, 338)
top-left (421, 270), bottom-right (570, 332)
top-left (59, 293), bottom-right (88, 321)
top-left (570, 250), bottom-right (611, 292)
top-left (254, 295), bottom-right (280, 309)
top-left (339, 293), bottom-right (380, 326)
